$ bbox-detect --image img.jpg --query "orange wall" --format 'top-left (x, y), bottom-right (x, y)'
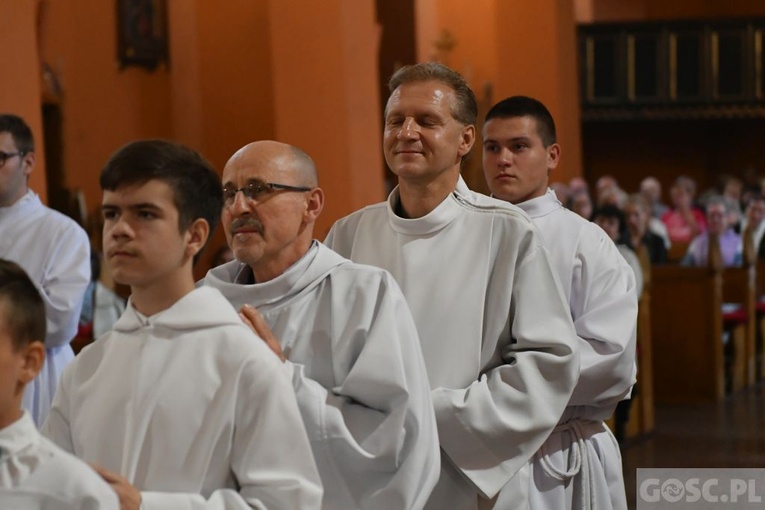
top-left (34, 0), bottom-right (385, 276)
top-left (269, 0), bottom-right (385, 238)
top-left (414, 0), bottom-right (584, 190)
top-left (189, 0), bottom-right (276, 169)
top-left (0, 0), bottom-right (47, 201)
top-left (414, 0), bottom-right (499, 192)
top-left (415, 0), bottom-right (497, 97)
top-left (40, 0), bottom-right (172, 222)
top-left (493, 0), bottom-right (583, 185)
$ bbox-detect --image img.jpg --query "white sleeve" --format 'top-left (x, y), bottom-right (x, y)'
top-left (284, 272), bottom-right (439, 510)
top-left (41, 223), bottom-right (91, 349)
top-left (431, 245), bottom-right (579, 499)
top-left (570, 230), bottom-right (638, 406)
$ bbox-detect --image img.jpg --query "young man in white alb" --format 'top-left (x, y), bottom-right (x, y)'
top-left (482, 96), bottom-right (637, 510)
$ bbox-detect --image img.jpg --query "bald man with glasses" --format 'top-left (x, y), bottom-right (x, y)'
top-left (203, 140), bottom-right (440, 510)
top-left (0, 114), bottom-right (90, 427)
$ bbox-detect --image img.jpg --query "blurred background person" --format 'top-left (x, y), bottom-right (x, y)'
top-left (681, 195), bottom-right (741, 267)
top-left (623, 194), bottom-right (667, 265)
top-left (570, 189), bottom-right (593, 220)
top-left (741, 193), bottom-right (765, 260)
top-left (592, 205), bottom-right (644, 296)
top-left (639, 176), bottom-right (669, 219)
top-left (661, 175), bottom-right (707, 245)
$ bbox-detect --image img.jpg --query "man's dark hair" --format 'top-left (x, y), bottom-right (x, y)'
top-left (0, 259), bottom-right (46, 351)
top-left (591, 204), bottom-right (628, 241)
top-left (485, 96), bottom-right (557, 147)
top-left (388, 62), bottom-right (477, 126)
top-left (100, 140), bottom-right (223, 252)
top-left (0, 114), bottom-right (35, 154)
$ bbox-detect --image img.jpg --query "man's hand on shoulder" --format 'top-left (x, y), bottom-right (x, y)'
top-left (239, 304), bottom-right (286, 362)
top-left (91, 464), bottom-right (142, 510)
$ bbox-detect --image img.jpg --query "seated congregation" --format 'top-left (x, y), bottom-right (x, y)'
top-left (556, 172), bottom-right (765, 411)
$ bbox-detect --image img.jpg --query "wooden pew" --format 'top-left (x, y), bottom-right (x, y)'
top-left (635, 246), bottom-right (655, 436)
top-left (732, 227), bottom-right (765, 383)
top-left (615, 245), bottom-right (655, 441)
top-left (666, 240), bottom-right (690, 264)
top-left (651, 231), bottom-right (753, 402)
top-left (733, 226), bottom-right (759, 385)
top-left (757, 261), bottom-right (765, 380)
top-left (721, 263), bottom-right (756, 389)
top-left (651, 264), bottom-right (726, 403)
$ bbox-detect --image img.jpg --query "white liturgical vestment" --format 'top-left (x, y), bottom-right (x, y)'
top-left (0, 191), bottom-right (90, 426)
top-left (325, 176), bottom-right (580, 510)
top-left (0, 412), bottom-right (118, 509)
top-left (43, 287), bottom-right (323, 510)
top-left (516, 190), bottom-right (637, 510)
top-left (204, 241), bottom-right (440, 510)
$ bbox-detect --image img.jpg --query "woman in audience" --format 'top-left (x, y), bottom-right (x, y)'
top-left (570, 189), bottom-right (593, 220)
top-left (661, 175), bottom-right (707, 245)
top-left (592, 205), bottom-right (644, 296)
top-left (623, 194), bottom-right (667, 264)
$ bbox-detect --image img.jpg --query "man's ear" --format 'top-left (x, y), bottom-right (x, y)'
top-left (547, 143), bottom-right (561, 171)
top-left (304, 187), bottom-right (324, 224)
top-left (19, 341), bottom-right (45, 384)
top-left (185, 218), bottom-right (210, 258)
top-left (21, 151), bottom-right (35, 179)
top-left (458, 124), bottom-right (476, 158)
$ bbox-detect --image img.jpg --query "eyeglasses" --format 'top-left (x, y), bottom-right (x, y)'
top-left (0, 151), bottom-right (25, 168)
top-left (223, 181), bottom-right (312, 206)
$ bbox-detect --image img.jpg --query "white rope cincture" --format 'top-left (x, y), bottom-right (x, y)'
top-left (536, 420), bottom-right (597, 509)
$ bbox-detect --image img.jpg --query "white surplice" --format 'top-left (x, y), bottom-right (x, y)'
top-left (0, 191), bottom-right (90, 426)
top-left (515, 190), bottom-right (637, 510)
top-left (203, 241), bottom-right (440, 510)
top-left (0, 412), bottom-right (118, 509)
top-left (325, 177), bottom-right (580, 510)
top-left (42, 287), bottom-right (323, 510)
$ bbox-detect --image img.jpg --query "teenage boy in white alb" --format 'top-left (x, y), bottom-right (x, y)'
top-left (482, 96), bottom-right (637, 510)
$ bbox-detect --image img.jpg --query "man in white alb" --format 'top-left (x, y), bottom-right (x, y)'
top-left (482, 95), bottom-right (637, 510)
top-left (204, 140), bottom-right (440, 510)
top-left (0, 114), bottom-right (90, 427)
top-left (325, 62), bottom-right (580, 510)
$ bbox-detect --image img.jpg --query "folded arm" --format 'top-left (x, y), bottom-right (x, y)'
top-left (432, 246), bottom-right (579, 499)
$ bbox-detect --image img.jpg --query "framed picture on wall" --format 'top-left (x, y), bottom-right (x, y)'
top-left (116, 0), bottom-right (169, 70)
